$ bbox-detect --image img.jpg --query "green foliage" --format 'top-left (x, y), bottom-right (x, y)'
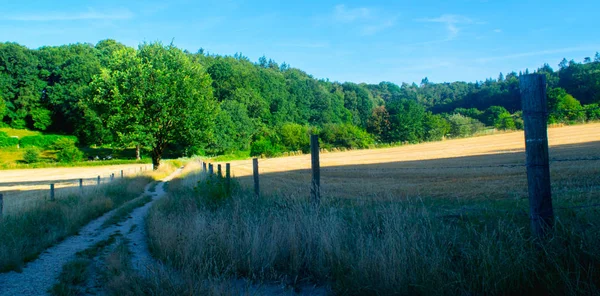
top-left (278, 123), bottom-right (310, 152)
top-left (0, 131), bottom-right (18, 147)
top-left (19, 134), bottom-right (78, 149)
top-left (447, 114), bottom-right (485, 138)
top-left (23, 146), bottom-right (41, 163)
top-left (0, 97), bottom-right (6, 119)
top-left (90, 42), bottom-right (216, 169)
top-left (51, 138), bottom-right (83, 163)
top-left (319, 123), bottom-right (374, 149)
top-left (56, 145), bottom-right (83, 163)
top-left (386, 99), bottom-right (426, 143)
top-left (585, 104), bottom-right (600, 121)
top-left (250, 138), bottom-right (283, 157)
top-left (548, 88), bottom-right (586, 123)
top-left (423, 113), bottom-right (451, 141)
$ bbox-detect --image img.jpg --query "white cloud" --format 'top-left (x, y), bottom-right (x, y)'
top-left (493, 29), bottom-right (502, 33)
top-left (360, 18), bottom-right (396, 35)
top-left (3, 9), bottom-right (134, 21)
top-left (333, 4), bottom-right (371, 23)
top-left (330, 4), bottom-right (396, 36)
top-left (418, 14), bottom-right (474, 40)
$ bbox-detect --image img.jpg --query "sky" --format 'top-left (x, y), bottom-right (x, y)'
top-left (1, 0), bottom-right (599, 85)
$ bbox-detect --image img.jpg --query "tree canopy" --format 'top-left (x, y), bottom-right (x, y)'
top-left (0, 40), bottom-right (598, 161)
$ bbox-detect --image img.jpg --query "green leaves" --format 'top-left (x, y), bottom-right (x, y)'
top-left (90, 42), bottom-right (216, 168)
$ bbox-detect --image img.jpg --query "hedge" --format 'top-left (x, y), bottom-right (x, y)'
top-left (19, 135), bottom-right (79, 149)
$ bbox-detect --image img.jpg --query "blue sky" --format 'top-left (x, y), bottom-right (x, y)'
top-left (1, 0), bottom-right (599, 84)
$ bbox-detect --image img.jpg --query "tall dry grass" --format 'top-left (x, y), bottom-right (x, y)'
top-left (142, 170), bottom-right (600, 295)
top-left (0, 175), bottom-right (154, 273)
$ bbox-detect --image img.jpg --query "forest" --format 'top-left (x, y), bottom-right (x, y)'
top-left (0, 40), bottom-right (599, 167)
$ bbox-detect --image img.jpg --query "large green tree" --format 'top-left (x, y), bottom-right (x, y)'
top-left (90, 42), bottom-right (216, 168)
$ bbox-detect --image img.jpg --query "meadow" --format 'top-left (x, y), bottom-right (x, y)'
top-left (103, 124), bottom-right (600, 295)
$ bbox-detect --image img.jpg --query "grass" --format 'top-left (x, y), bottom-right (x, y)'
top-left (0, 127), bottom-right (41, 138)
top-left (50, 234), bottom-right (120, 296)
top-left (136, 145), bottom-right (600, 295)
top-left (0, 156), bottom-right (151, 170)
top-left (209, 150), bottom-right (251, 162)
top-left (0, 175), bottom-right (153, 273)
top-left (101, 195), bottom-right (153, 228)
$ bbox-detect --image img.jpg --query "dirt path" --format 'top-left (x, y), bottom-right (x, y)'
top-left (0, 167), bottom-right (182, 296)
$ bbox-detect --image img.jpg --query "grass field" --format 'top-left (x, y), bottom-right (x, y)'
top-left (122, 123), bottom-right (600, 295)
top-left (222, 123), bottom-right (600, 202)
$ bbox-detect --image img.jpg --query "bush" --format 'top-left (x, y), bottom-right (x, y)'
top-left (0, 132), bottom-right (18, 148)
top-left (585, 104), bottom-right (600, 121)
top-left (250, 138), bottom-right (282, 157)
top-left (19, 135), bottom-right (78, 149)
top-left (56, 146), bottom-right (84, 163)
top-left (23, 147), bottom-right (41, 163)
top-left (278, 123), bottom-right (310, 153)
top-left (319, 123), bottom-right (374, 149)
top-left (446, 114), bottom-right (485, 138)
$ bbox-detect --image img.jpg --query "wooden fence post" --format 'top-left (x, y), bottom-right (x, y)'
top-left (202, 162), bottom-right (207, 173)
top-left (0, 193), bottom-right (3, 218)
top-left (97, 176), bottom-right (101, 185)
top-left (50, 184), bottom-right (55, 201)
top-left (208, 163), bottom-right (214, 175)
top-left (217, 164), bottom-right (222, 177)
top-left (310, 134), bottom-right (321, 205)
top-left (226, 163), bottom-right (231, 193)
top-left (520, 74), bottom-right (554, 238)
top-left (79, 178), bottom-right (83, 194)
top-left (111, 173), bottom-right (114, 182)
top-left (121, 170), bottom-right (124, 178)
top-left (253, 158), bottom-right (260, 198)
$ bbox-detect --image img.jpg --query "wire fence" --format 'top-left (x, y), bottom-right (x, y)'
top-left (213, 140), bottom-right (600, 214)
top-left (0, 164), bottom-right (153, 216)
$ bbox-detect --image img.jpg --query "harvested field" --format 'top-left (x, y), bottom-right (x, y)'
top-left (224, 123), bottom-right (600, 202)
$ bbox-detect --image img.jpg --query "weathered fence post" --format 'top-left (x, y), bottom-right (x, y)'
top-left (0, 193), bottom-right (3, 218)
top-left (226, 163), bottom-right (231, 192)
top-left (202, 162), bottom-right (207, 173)
top-left (520, 74), bottom-right (554, 238)
top-left (310, 134), bottom-right (321, 205)
top-left (253, 158), bottom-right (260, 197)
top-left (111, 173), bottom-right (115, 182)
top-left (208, 163), bottom-right (214, 175)
top-left (97, 175), bottom-right (101, 185)
top-left (217, 164), bottom-right (222, 177)
top-left (79, 178), bottom-right (83, 194)
top-left (50, 184), bottom-right (55, 201)
top-left (121, 170), bottom-right (124, 178)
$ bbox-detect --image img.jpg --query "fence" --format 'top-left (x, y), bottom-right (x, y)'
top-left (0, 164), bottom-right (153, 216)
top-left (202, 74), bottom-right (599, 239)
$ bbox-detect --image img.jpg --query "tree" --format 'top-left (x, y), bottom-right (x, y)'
top-left (547, 88), bottom-right (585, 123)
top-left (91, 42), bottom-right (217, 169)
top-left (0, 96), bottom-right (6, 120)
top-left (386, 99), bottom-right (426, 143)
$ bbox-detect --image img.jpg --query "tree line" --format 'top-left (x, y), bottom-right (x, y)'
top-left (0, 40), bottom-right (598, 167)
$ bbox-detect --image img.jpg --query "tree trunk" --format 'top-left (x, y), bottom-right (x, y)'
top-left (151, 152), bottom-right (161, 171)
top-left (136, 145), bottom-right (141, 160)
